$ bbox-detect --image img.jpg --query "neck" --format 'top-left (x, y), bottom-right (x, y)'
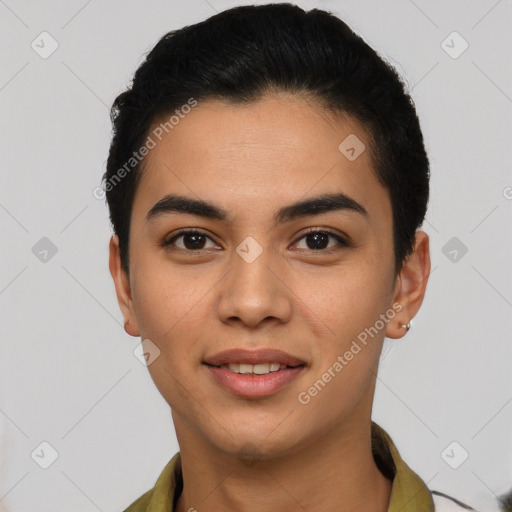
top-left (174, 415), bottom-right (392, 512)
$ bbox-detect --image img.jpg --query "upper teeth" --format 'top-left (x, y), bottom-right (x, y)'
top-left (222, 363), bottom-right (288, 374)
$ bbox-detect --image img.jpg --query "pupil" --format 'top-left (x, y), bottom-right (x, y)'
top-left (185, 234), bottom-right (205, 250)
top-left (308, 233), bottom-right (328, 250)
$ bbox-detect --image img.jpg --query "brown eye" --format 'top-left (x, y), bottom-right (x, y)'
top-left (294, 229), bottom-right (349, 252)
top-left (164, 230), bottom-right (219, 251)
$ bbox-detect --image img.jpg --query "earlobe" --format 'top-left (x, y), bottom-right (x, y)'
top-left (385, 302), bottom-right (411, 340)
top-left (385, 231), bottom-right (431, 340)
top-left (108, 235), bottom-right (141, 337)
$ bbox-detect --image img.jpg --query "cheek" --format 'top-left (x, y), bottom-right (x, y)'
top-left (293, 264), bottom-right (391, 342)
top-left (295, 274), bottom-right (386, 418)
top-left (131, 264), bottom-right (216, 407)
top-left (130, 255), bottom-right (209, 339)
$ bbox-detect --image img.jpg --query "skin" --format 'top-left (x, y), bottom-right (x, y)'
top-left (109, 93), bottom-right (431, 512)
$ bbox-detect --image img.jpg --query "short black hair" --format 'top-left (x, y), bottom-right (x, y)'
top-left (103, 3), bottom-right (430, 277)
top-left (500, 488), bottom-right (512, 512)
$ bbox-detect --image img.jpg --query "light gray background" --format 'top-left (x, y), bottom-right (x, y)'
top-left (1, 1), bottom-right (511, 511)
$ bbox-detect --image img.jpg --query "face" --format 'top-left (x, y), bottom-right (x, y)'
top-left (110, 93), bottom-right (419, 460)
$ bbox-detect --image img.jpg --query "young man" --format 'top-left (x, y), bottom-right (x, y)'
top-left (104, 4), bottom-right (477, 511)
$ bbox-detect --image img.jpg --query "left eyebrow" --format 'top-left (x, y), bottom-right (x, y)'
top-left (273, 192), bottom-right (368, 225)
top-left (146, 192), bottom-right (368, 224)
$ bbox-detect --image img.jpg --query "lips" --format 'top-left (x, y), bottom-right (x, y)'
top-left (203, 349), bottom-right (307, 398)
top-left (203, 348), bottom-right (306, 368)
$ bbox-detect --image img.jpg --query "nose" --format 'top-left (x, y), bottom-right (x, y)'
top-left (216, 241), bottom-right (292, 329)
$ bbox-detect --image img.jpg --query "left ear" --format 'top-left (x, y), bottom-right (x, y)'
top-left (386, 230), bottom-right (431, 339)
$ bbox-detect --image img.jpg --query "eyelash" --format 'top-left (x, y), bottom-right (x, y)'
top-left (162, 228), bottom-right (350, 253)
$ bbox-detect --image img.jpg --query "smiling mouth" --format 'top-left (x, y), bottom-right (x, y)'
top-left (205, 362), bottom-right (304, 375)
top-left (203, 358), bottom-right (306, 398)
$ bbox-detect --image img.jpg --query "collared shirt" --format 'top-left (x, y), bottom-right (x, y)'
top-left (122, 421), bottom-right (476, 511)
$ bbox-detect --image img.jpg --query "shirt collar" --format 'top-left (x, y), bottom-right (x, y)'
top-left (371, 421), bottom-right (434, 511)
top-left (132, 421), bottom-right (434, 512)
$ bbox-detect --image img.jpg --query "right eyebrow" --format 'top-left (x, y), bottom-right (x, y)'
top-left (146, 194), bottom-right (228, 222)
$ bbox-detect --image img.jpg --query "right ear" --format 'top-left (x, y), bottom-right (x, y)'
top-left (108, 235), bottom-right (140, 337)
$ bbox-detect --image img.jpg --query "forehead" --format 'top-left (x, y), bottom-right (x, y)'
top-left (132, 94), bottom-right (391, 226)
